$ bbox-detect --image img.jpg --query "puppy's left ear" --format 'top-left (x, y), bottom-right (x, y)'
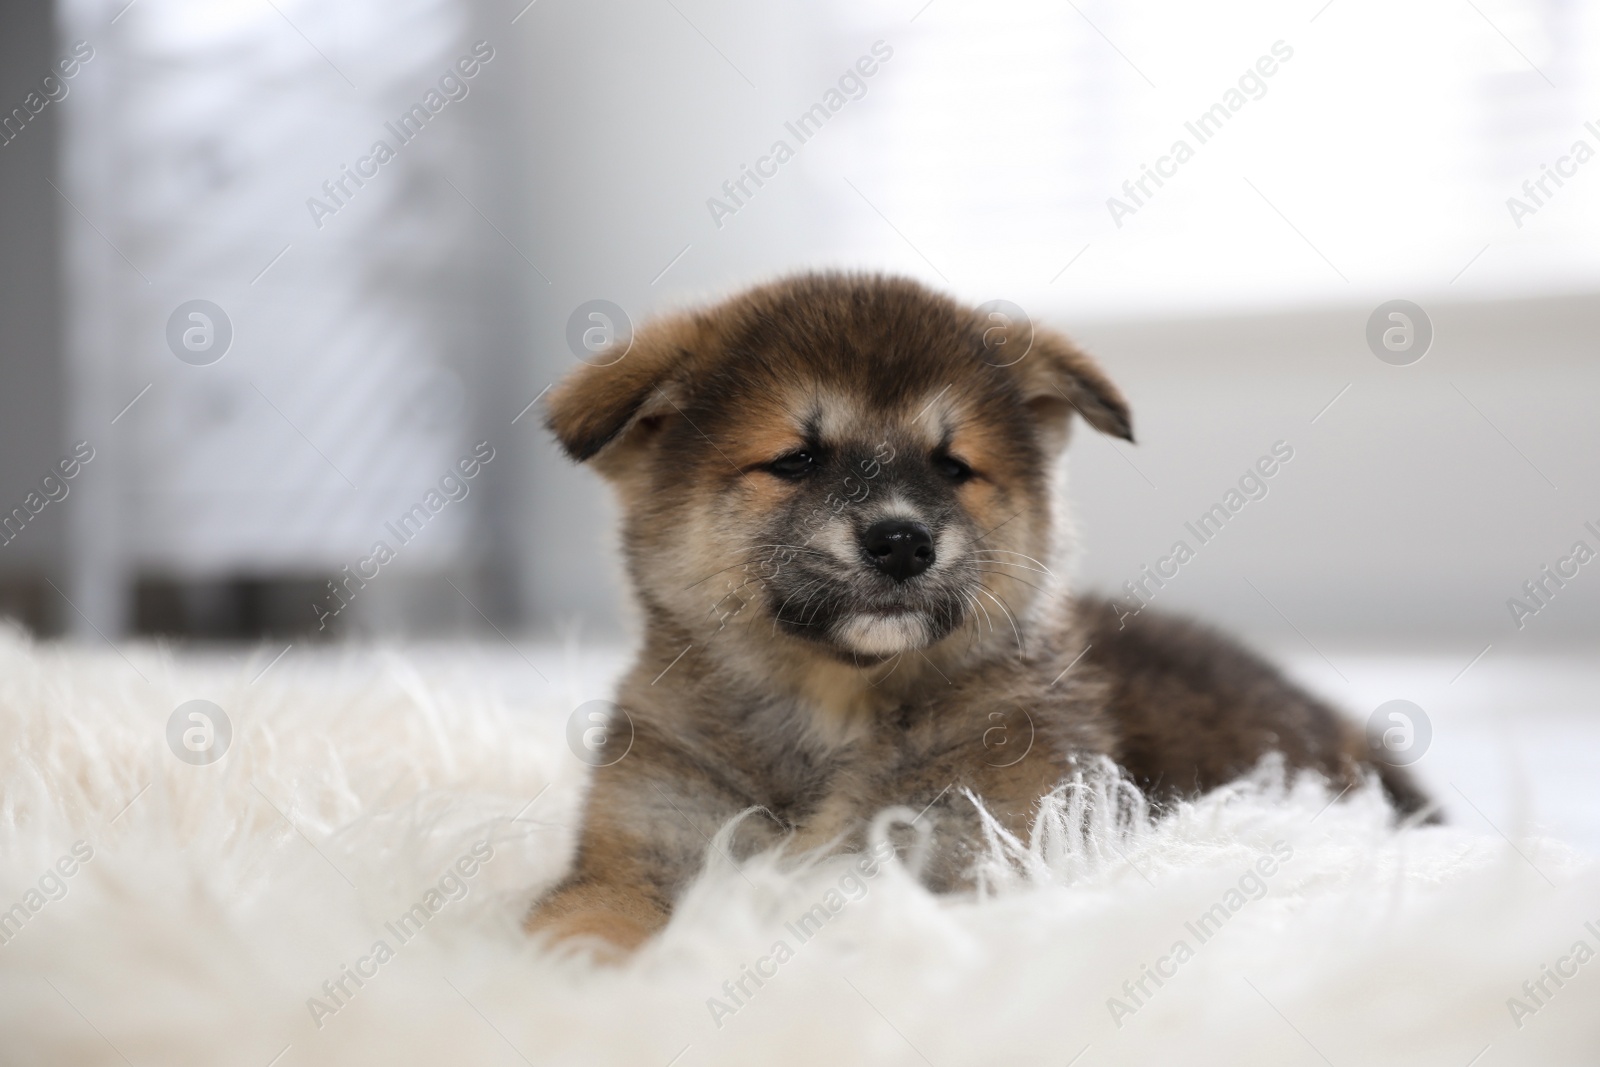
top-left (1015, 327), bottom-right (1134, 444)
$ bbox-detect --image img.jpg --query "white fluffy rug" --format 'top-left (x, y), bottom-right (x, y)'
top-left (1, 629), bottom-right (1596, 1067)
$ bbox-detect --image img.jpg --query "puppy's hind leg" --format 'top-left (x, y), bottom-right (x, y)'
top-left (1368, 759), bottom-right (1442, 825)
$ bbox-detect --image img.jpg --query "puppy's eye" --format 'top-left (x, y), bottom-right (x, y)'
top-left (934, 452), bottom-right (974, 484)
top-left (766, 451), bottom-right (817, 479)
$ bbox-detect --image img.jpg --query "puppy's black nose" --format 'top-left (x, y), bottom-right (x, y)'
top-left (862, 519), bottom-right (935, 582)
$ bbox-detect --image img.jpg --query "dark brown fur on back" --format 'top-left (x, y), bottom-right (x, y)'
top-left (1078, 597), bottom-right (1433, 817)
top-left (528, 273), bottom-right (1430, 953)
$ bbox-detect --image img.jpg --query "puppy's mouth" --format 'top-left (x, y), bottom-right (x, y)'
top-left (833, 611), bottom-right (937, 657)
top-left (764, 570), bottom-right (968, 661)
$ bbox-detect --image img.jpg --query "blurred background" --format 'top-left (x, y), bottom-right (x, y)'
top-left (2, 0), bottom-right (1597, 667)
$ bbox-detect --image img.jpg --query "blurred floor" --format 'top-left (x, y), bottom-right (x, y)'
top-left (1276, 647), bottom-right (1600, 856)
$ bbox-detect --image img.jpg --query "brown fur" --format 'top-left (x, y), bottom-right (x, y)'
top-left (528, 273), bottom-right (1430, 952)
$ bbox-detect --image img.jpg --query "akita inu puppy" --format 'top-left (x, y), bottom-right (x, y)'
top-left (530, 273), bottom-right (1430, 951)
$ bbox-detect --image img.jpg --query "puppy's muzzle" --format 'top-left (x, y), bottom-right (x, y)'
top-left (861, 519), bottom-right (934, 582)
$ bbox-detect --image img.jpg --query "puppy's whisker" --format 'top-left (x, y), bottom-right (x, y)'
top-left (747, 545), bottom-right (835, 565)
top-left (975, 567), bottom-right (1049, 598)
top-left (794, 582), bottom-right (830, 629)
top-left (687, 543), bottom-right (837, 594)
top-left (971, 550), bottom-right (1053, 575)
top-left (685, 562), bottom-right (757, 591)
top-left (957, 592), bottom-right (986, 654)
top-left (966, 589), bottom-right (994, 635)
top-left (972, 559), bottom-right (1048, 577)
top-left (977, 583), bottom-right (1025, 656)
top-left (867, 651), bottom-right (905, 688)
top-left (685, 552), bottom-right (808, 591)
top-left (947, 591), bottom-right (972, 652)
top-left (972, 547), bottom-right (1047, 561)
top-left (771, 578), bottom-right (827, 631)
top-left (774, 576), bottom-right (830, 631)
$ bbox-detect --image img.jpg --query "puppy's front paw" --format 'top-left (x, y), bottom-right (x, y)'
top-left (526, 906), bottom-right (653, 961)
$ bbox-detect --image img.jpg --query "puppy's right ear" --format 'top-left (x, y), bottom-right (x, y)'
top-left (545, 315), bottom-right (702, 465)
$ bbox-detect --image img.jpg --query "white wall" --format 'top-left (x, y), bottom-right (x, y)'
top-left (1065, 294), bottom-right (1599, 650)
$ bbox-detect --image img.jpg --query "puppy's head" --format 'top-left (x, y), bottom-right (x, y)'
top-left (547, 274), bottom-right (1131, 666)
